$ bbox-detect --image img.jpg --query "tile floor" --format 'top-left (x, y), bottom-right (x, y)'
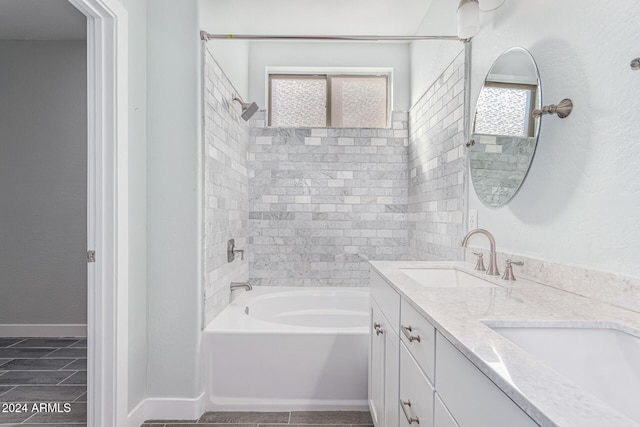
top-left (142, 411), bottom-right (373, 427)
top-left (0, 337), bottom-right (87, 426)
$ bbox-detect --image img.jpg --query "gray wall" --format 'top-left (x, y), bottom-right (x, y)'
top-left (0, 41), bottom-right (87, 325)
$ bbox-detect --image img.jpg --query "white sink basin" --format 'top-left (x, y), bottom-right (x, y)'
top-left (399, 267), bottom-right (497, 288)
top-left (490, 325), bottom-right (640, 423)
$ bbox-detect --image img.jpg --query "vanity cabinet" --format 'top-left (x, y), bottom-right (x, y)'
top-left (369, 270), bottom-right (539, 427)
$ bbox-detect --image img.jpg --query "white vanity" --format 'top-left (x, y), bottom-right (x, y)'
top-left (368, 261), bottom-right (640, 427)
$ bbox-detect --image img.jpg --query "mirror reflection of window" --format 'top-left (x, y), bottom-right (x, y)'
top-left (474, 82), bottom-right (537, 137)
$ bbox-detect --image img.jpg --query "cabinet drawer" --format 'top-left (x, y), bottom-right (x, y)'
top-left (435, 332), bottom-right (538, 427)
top-left (400, 298), bottom-right (436, 383)
top-left (400, 343), bottom-right (434, 427)
top-left (371, 270), bottom-right (400, 333)
top-left (434, 393), bottom-right (459, 427)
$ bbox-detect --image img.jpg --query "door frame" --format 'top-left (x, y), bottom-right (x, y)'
top-left (66, 0), bottom-right (129, 425)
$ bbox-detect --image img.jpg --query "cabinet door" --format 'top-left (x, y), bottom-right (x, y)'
top-left (434, 393), bottom-right (459, 427)
top-left (400, 343), bottom-right (434, 427)
top-left (435, 332), bottom-right (538, 427)
top-left (383, 322), bottom-right (399, 427)
top-left (369, 300), bottom-right (386, 426)
top-left (369, 298), bottom-right (399, 427)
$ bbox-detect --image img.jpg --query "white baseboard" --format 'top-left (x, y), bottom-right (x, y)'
top-left (207, 396), bottom-right (369, 412)
top-left (0, 324), bottom-right (87, 337)
top-left (127, 392), bottom-right (206, 426)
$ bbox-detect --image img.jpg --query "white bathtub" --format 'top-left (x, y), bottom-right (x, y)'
top-left (204, 286), bottom-right (370, 411)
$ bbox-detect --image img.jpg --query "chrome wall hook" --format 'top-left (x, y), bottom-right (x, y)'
top-left (631, 57), bottom-right (640, 70)
top-left (533, 98), bottom-right (573, 119)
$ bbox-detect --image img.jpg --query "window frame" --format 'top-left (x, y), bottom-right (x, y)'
top-left (266, 68), bottom-right (392, 128)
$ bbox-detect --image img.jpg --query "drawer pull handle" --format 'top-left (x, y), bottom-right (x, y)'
top-left (401, 325), bottom-right (421, 343)
top-left (400, 399), bottom-right (420, 424)
top-left (373, 322), bottom-right (384, 335)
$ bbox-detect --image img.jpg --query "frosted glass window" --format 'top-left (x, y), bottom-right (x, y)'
top-left (269, 76), bottom-right (327, 127)
top-left (330, 76), bottom-right (387, 128)
top-left (268, 73), bottom-right (390, 128)
top-left (474, 84), bottom-right (535, 137)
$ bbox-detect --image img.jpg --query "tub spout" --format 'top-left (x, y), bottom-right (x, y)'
top-left (230, 281), bottom-right (253, 291)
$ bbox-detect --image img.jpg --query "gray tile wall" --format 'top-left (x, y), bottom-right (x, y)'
top-left (203, 47), bottom-right (250, 323)
top-left (408, 49), bottom-right (467, 261)
top-left (247, 112), bottom-right (409, 286)
top-left (204, 47), bottom-right (467, 297)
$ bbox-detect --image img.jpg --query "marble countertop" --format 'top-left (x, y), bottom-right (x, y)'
top-left (370, 260), bottom-right (640, 427)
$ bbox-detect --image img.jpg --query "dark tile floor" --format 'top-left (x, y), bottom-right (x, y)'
top-left (142, 411), bottom-right (373, 427)
top-left (0, 337), bottom-right (87, 426)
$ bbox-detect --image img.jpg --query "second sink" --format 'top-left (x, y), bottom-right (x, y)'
top-left (490, 324), bottom-right (640, 424)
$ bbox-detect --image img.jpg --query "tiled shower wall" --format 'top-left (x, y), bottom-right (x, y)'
top-left (203, 46), bottom-right (466, 297)
top-left (408, 49), bottom-right (467, 261)
top-left (203, 47), bottom-right (249, 323)
top-left (247, 113), bottom-right (410, 286)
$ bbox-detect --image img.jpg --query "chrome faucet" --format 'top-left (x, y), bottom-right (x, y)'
top-left (230, 281), bottom-right (253, 291)
top-left (461, 229), bottom-right (500, 276)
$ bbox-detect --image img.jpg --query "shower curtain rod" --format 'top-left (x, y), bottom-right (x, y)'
top-left (200, 31), bottom-right (460, 42)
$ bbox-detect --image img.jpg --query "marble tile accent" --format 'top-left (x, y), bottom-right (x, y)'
top-left (408, 48), bottom-right (466, 262)
top-left (464, 247), bottom-right (640, 314)
top-left (248, 112), bottom-right (409, 286)
top-left (203, 47), bottom-right (250, 323)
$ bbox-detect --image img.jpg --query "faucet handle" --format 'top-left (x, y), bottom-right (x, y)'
top-left (472, 252), bottom-right (486, 272)
top-left (502, 259), bottom-right (524, 281)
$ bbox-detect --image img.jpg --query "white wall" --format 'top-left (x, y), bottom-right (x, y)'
top-left (118, 0), bottom-right (149, 412)
top-left (248, 41), bottom-right (411, 111)
top-left (410, 40), bottom-right (463, 107)
top-left (204, 40), bottom-right (250, 100)
top-left (409, 0), bottom-right (462, 107)
top-left (0, 41), bottom-right (87, 325)
top-left (469, 0), bottom-right (640, 279)
top-left (146, 0), bottom-right (204, 401)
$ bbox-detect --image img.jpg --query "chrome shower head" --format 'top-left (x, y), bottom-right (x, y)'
top-left (232, 97), bottom-right (259, 121)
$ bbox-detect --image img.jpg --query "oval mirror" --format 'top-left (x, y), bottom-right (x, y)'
top-left (470, 47), bottom-right (542, 207)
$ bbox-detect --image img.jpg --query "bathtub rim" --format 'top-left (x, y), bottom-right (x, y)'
top-left (204, 286), bottom-right (370, 334)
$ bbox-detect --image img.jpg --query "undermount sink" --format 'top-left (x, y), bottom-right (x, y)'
top-left (399, 267), bottom-right (498, 288)
top-left (490, 324), bottom-right (640, 423)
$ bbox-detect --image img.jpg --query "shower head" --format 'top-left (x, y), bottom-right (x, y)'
top-left (232, 97), bottom-right (259, 121)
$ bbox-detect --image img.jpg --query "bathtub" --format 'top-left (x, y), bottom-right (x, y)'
top-left (204, 286), bottom-right (370, 411)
